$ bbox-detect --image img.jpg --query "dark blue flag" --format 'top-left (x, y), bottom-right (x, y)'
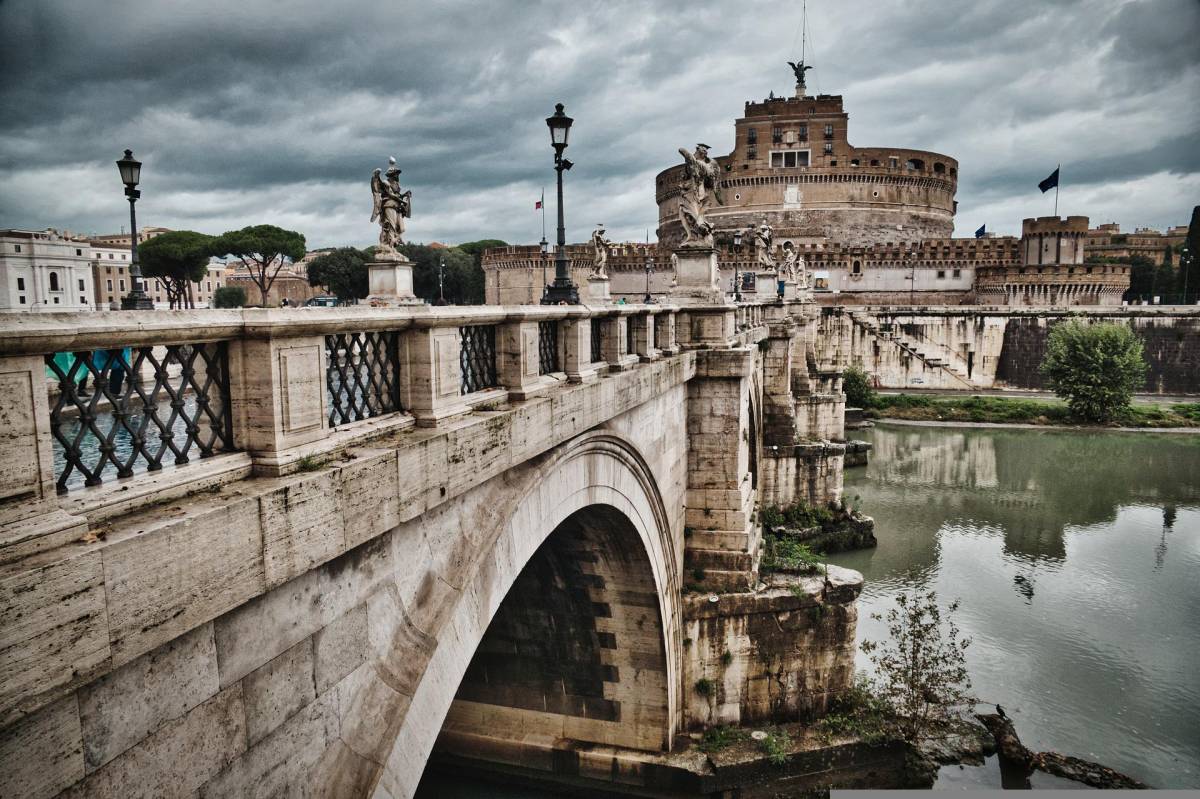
top-left (1038, 167), bottom-right (1060, 193)
top-left (975, 224), bottom-right (986, 239)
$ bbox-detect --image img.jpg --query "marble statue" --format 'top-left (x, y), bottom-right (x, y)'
top-left (590, 226), bottom-right (613, 278)
top-left (676, 143), bottom-right (723, 248)
top-left (370, 157), bottom-right (412, 255)
top-left (754, 221), bottom-right (775, 272)
top-left (781, 240), bottom-right (806, 286)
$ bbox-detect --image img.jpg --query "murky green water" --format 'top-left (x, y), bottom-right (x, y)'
top-left (835, 422), bottom-right (1200, 789)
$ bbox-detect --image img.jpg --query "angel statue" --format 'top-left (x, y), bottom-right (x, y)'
top-left (677, 143), bottom-right (724, 248)
top-left (753, 221), bottom-right (775, 272)
top-left (780, 240), bottom-right (806, 286)
top-left (787, 60), bottom-right (813, 94)
top-left (370, 157), bottom-right (412, 255)
top-left (590, 226), bottom-right (613, 278)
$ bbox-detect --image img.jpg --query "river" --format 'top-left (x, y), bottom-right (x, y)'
top-left (835, 422), bottom-right (1200, 789)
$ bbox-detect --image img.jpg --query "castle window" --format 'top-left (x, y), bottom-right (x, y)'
top-left (771, 150), bottom-right (809, 168)
top-left (119, 279), bottom-right (126, 291)
top-left (824, 142), bottom-right (833, 154)
top-left (937, 270), bottom-right (946, 279)
top-left (933, 162), bottom-right (945, 174)
top-left (906, 158), bottom-right (924, 170)
top-left (824, 123), bottom-right (833, 138)
top-left (950, 167), bottom-right (957, 176)
top-left (76, 248), bottom-right (82, 256)
top-left (952, 268), bottom-right (961, 278)
top-left (18, 296), bottom-right (25, 304)
top-left (889, 157), bottom-right (899, 168)
top-left (747, 147), bottom-right (757, 160)
top-left (80, 296), bottom-right (86, 305)
top-left (772, 126), bottom-right (783, 143)
top-left (850, 159), bottom-right (859, 166)
top-left (106, 279), bottom-right (113, 291)
top-left (829, 159), bottom-right (837, 166)
top-left (870, 159), bottom-right (879, 166)
top-left (747, 127), bottom-right (757, 144)
top-left (17, 277), bottom-right (25, 290)
top-left (852, 260), bottom-right (862, 275)
top-left (798, 124), bottom-right (808, 140)
top-left (77, 278), bottom-right (85, 291)
top-left (49, 272), bottom-right (60, 291)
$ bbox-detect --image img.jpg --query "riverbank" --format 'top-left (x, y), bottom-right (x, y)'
top-left (864, 393), bottom-right (1200, 429)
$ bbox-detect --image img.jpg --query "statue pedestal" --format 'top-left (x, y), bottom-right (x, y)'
top-left (586, 275), bottom-right (611, 304)
top-left (668, 247), bottom-right (723, 304)
top-left (754, 271), bottom-right (776, 297)
top-left (781, 280), bottom-right (799, 301)
top-left (366, 256), bottom-right (423, 306)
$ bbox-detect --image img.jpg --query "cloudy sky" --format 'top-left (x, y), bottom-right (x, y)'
top-left (1, 0), bottom-right (1197, 249)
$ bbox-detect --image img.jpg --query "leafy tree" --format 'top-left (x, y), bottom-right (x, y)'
top-left (860, 591), bottom-right (973, 742)
top-left (1040, 319), bottom-right (1147, 422)
top-left (399, 244), bottom-right (483, 304)
top-left (456, 238), bottom-right (506, 303)
top-left (843, 364), bottom-right (877, 409)
top-left (1123, 254), bottom-right (1155, 303)
top-left (138, 230), bottom-right (214, 309)
top-left (211, 224), bottom-right (306, 306)
top-left (212, 285), bottom-right (247, 308)
top-left (306, 247), bottom-right (369, 302)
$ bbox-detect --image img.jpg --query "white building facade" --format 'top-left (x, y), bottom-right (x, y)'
top-left (0, 229), bottom-right (96, 312)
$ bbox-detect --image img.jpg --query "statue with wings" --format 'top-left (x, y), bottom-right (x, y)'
top-left (676, 143), bottom-right (723, 248)
top-left (788, 60), bottom-right (813, 93)
top-left (370, 157), bottom-right (412, 254)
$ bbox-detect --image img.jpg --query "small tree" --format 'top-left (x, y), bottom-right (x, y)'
top-left (860, 591), bottom-right (973, 742)
top-left (306, 247), bottom-right (369, 302)
top-left (212, 285), bottom-right (247, 308)
top-left (211, 225), bottom-right (306, 306)
top-left (400, 243), bottom-right (484, 304)
top-left (1040, 320), bottom-right (1147, 422)
top-left (138, 230), bottom-right (214, 309)
top-left (843, 364), bottom-right (877, 409)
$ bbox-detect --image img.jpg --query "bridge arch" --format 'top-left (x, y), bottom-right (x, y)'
top-left (372, 430), bottom-right (681, 797)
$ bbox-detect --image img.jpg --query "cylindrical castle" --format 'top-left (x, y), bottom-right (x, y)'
top-left (654, 91), bottom-right (958, 249)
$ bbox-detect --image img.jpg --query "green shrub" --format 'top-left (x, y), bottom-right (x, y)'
top-left (761, 535), bottom-right (821, 574)
top-left (694, 678), bottom-right (715, 697)
top-left (758, 728), bottom-right (792, 766)
top-left (212, 285), bottom-right (247, 308)
top-left (697, 725), bottom-right (747, 753)
top-left (1040, 320), bottom-right (1147, 423)
top-left (760, 505), bottom-right (785, 529)
top-left (843, 365), bottom-right (878, 409)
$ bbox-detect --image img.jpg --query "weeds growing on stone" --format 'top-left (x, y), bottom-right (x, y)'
top-left (758, 727), bottom-right (792, 765)
top-left (694, 678), bottom-right (715, 697)
top-left (697, 725), bottom-right (747, 753)
top-left (295, 455), bottom-right (323, 472)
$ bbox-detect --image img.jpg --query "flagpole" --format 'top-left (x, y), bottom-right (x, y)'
top-left (1054, 163), bottom-right (1060, 216)
top-left (541, 187), bottom-right (546, 240)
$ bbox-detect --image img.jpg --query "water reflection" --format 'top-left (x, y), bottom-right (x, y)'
top-left (836, 423), bottom-right (1200, 788)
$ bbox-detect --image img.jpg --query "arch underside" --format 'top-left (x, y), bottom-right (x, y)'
top-left (371, 431), bottom-right (681, 798)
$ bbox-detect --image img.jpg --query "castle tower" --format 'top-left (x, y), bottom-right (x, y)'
top-left (975, 215), bottom-right (1129, 307)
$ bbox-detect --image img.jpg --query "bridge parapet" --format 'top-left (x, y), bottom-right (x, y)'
top-left (0, 296), bottom-right (858, 799)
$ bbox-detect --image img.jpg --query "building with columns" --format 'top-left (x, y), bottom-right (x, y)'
top-left (0, 229), bottom-right (96, 312)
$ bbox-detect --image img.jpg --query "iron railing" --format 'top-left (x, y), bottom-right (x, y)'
top-left (44, 343), bottom-right (234, 494)
top-left (538, 321), bottom-right (559, 375)
top-left (460, 324), bottom-right (498, 395)
top-left (325, 331), bottom-right (402, 426)
top-left (591, 319), bottom-right (603, 363)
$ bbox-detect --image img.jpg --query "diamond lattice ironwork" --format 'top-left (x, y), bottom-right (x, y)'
top-left (460, 324), bottom-right (498, 395)
top-left (325, 331), bottom-right (402, 427)
top-left (44, 342), bottom-right (234, 494)
top-left (538, 321), bottom-right (559, 375)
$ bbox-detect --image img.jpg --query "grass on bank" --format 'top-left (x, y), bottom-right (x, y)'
top-left (864, 394), bottom-right (1200, 428)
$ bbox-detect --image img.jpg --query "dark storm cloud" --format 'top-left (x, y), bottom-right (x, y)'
top-left (0, 0), bottom-right (1196, 247)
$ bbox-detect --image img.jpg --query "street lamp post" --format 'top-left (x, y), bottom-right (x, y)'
top-left (539, 237), bottom-right (549, 299)
top-left (644, 253), bottom-right (655, 304)
top-left (436, 257), bottom-right (446, 305)
top-left (116, 150), bottom-right (153, 310)
top-left (541, 103), bottom-right (579, 305)
top-left (732, 230), bottom-right (743, 303)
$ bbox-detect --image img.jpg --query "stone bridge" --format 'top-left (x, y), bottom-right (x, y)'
top-left (0, 298), bottom-right (860, 797)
